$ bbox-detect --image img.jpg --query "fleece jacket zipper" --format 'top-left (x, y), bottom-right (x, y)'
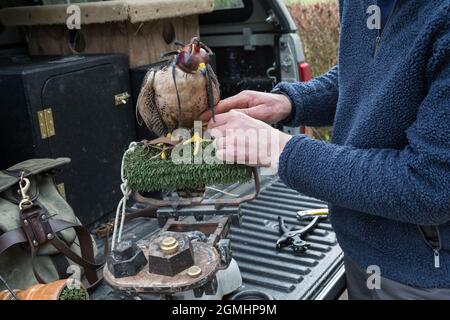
top-left (374, 0), bottom-right (399, 56)
top-left (418, 225), bottom-right (443, 269)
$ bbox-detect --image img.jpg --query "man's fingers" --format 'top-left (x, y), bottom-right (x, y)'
top-left (234, 105), bottom-right (267, 119)
top-left (207, 110), bottom-right (241, 129)
top-left (215, 147), bottom-right (237, 164)
top-left (215, 144), bottom-right (257, 167)
top-left (233, 105), bottom-right (271, 121)
top-left (232, 108), bottom-right (249, 116)
top-left (213, 136), bottom-right (225, 149)
top-left (217, 93), bottom-right (251, 113)
top-left (199, 92), bottom-right (251, 121)
top-left (207, 115), bottom-right (228, 129)
top-left (209, 127), bottom-right (224, 140)
top-left (215, 149), bottom-right (226, 161)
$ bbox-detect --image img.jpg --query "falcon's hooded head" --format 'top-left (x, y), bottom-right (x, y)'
top-left (175, 37), bottom-right (212, 74)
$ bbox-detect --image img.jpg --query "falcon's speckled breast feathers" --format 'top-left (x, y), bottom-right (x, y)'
top-left (137, 37), bottom-right (220, 137)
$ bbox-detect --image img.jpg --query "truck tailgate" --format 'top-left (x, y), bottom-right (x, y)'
top-left (91, 176), bottom-right (345, 300)
top-left (230, 177), bottom-right (345, 300)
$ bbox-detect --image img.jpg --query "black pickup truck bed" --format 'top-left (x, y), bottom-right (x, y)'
top-left (91, 175), bottom-right (345, 300)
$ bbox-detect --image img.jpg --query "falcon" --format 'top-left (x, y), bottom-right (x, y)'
top-left (136, 37), bottom-right (220, 137)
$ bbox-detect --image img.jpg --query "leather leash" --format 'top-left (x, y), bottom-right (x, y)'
top-left (0, 174), bottom-right (108, 292)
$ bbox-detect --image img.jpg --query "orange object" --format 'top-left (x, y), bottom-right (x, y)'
top-left (0, 279), bottom-right (88, 300)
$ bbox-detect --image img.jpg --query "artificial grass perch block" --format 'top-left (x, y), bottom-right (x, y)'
top-left (59, 287), bottom-right (88, 300)
top-left (123, 143), bottom-right (253, 192)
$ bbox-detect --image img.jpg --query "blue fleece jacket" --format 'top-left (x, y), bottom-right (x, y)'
top-left (379, 0), bottom-right (396, 30)
top-left (275, 0), bottom-right (450, 288)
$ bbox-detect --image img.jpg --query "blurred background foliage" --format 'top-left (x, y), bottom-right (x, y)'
top-left (286, 0), bottom-right (340, 77)
top-left (286, 0), bottom-right (339, 141)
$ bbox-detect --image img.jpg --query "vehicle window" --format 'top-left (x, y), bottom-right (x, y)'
top-left (214, 0), bottom-right (245, 10)
top-left (200, 0), bottom-right (252, 24)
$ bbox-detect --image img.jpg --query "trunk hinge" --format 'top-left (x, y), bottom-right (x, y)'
top-left (37, 108), bottom-right (56, 140)
top-left (114, 92), bottom-right (131, 106)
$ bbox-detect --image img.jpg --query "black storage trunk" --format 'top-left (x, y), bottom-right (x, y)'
top-left (0, 54), bottom-right (137, 225)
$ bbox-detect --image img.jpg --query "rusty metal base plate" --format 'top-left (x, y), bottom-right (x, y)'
top-left (104, 240), bottom-right (220, 295)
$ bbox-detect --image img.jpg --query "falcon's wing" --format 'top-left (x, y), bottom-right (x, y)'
top-left (136, 68), bottom-right (168, 137)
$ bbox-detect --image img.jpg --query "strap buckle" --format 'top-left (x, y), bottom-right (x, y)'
top-left (18, 172), bottom-right (32, 210)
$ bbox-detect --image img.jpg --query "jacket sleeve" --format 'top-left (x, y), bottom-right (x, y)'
top-left (278, 38), bottom-right (450, 226)
top-left (274, 65), bottom-right (339, 127)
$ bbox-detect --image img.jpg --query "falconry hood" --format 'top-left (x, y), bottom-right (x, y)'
top-left (175, 37), bottom-right (212, 74)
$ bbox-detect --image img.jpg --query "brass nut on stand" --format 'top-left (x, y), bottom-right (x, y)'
top-left (148, 232), bottom-right (195, 277)
top-left (187, 266), bottom-right (202, 278)
top-left (160, 237), bottom-right (179, 255)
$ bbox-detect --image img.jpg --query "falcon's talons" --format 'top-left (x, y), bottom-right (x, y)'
top-left (183, 132), bottom-right (211, 157)
top-left (147, 133), bottom-right (174, 160)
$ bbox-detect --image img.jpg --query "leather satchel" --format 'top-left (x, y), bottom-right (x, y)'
top-left (0, 158), bottom-right (105, 291)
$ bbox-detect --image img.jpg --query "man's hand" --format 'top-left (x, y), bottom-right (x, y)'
top-left (200, 90), bottom-right (292, 124)
top-left (208, 110), bottom-right (292, 169)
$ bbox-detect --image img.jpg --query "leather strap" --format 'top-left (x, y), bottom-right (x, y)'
top-left (205, 65), bottom-right (216, 121)
top-left (49, 219), bottom-right (107, 290)
top-left (0, 218), bottom-right (108, 291)
top-left (48, 220), bottom-right (105, 289)
top-left (50, 254), bottom-right (71, 279)
top-left (49, 220), bottom-right (105, 269)
top-left (30, 242), bottom-right (47, 284)
top-left (0, 228), bottom-right (27, 255)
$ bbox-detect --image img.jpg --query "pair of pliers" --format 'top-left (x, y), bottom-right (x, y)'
top-left (276, 216), bottom-right (319, 253)
top-left (276, 208), bottom-right (329, 254)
